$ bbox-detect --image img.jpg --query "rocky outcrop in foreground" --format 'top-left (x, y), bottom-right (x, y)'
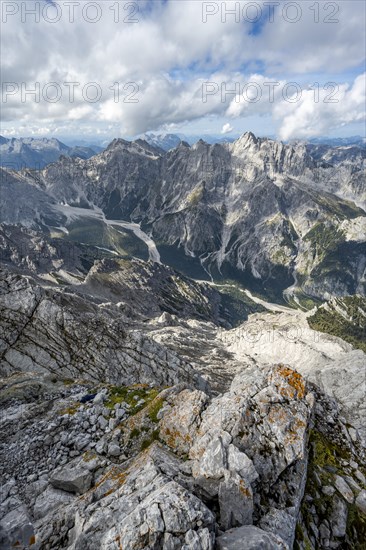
top-left (0, 363), bottom-right (364, 549)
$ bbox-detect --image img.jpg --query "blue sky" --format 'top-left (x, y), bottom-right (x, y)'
top-left (1, 0), bottom-right (365, 140)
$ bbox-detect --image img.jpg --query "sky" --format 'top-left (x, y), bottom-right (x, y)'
top-left (1, 0), bottom-right (365, 141)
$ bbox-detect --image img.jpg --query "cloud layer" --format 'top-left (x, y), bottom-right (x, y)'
top-left (1, 0), bottom-right (365, 138)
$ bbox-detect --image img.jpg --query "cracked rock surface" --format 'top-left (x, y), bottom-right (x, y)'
top-left (0, 359), bottom-right (364, 549)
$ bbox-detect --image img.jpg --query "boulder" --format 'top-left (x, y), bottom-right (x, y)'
top-left (355, 490), bottom-right (366, 515)
top-left (216, 525), bottom-right (289, 549)
top-left (259, 508), bottom-right (296, 548)
top-left (49, 459), bottom-right (92, 494)
top-left (334, 475), bottom-right (354, 504)
top-left (0, 501), bottom-right (35, 549)
top-left (218, 471), bottom-right (253, 529)
top-left (33, 485), bottom-right (75, 520)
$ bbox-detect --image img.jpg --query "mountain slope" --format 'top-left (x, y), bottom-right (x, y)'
top-left (308, 295), bottom-right (366, 353)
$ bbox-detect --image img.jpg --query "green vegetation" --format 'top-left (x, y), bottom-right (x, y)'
top-left (105, 385), bottom-right (160, 415)
top-left (210, 280), bottom-right (267, 315)
top-left (304, 223), bottom-right (345, 261)
top-left (57, 217), bottom-right (149, 260)
top-left (285, 291), bottom-right (323, 311)
top-left (130, 428), bottom-right (141, 439)
top-left (140, 429), bottom-right (160, 450)
top-left (346, 504), bottom-right (366, 549)
top-left (280, 219), bottom-right (299, 253)
top-left (297, 428), bottom-right (353, 548)
top-left (272, 249), bottom-right (291, 266)
top-left (308, 295), bottom-right (366, 353)
top-left (307, 189), bottom-right (366, 220)
top-left (295, 523), bottom-right (304, 542)
top-left (309, 429), bottom-right (349, 470)
top-left (147, 398), bottom-right (165, 423)
top-left (187, 185), bottom-right (204, 207)
top-left (59, 402), bottom-right (80, 416)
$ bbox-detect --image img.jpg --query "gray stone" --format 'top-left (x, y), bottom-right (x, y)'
top-left (116, 408), bottom-right (126, 420)
top-left (344, 476), bottom-right (361, 494)
top-left (322, 485), bottom-right (335, 496)
top-left (49, 460), bottom-right (92, 494)
top-left (216, 525), bottom-right (288, 549)
top-left (107, 443), bottom-right (121, 457)
top-left (0, 503), bottom-right (35, 549)
top-left (192, 436), bottom-right (228, 480)
top-left (355, 490), bottom-right (366, 515)
top-left (260, 508), bottom-right (296, 549)
top-left (93, 391), bottom-right (107, 405)
top-left (98, 416), bottom-right (108, 430)
top-left (355, 470), bottom-right (366, 485)
top-left (218, 471), bottom-right (253, 529)
top-left (226, 445), bottom-right (258, 484)
top-left (319, 522), bottom-right (330, 540)
top-left (330, 496), bottom-right (348, 538)
top-left (109, 418), bottom-right (119, 430)
top-left (33, 485), bottom-right (75, 519)
top-left (334, 475), bottom-right (354, 504)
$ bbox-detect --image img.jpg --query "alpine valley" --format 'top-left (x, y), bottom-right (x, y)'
top-left (0, 133), bottom-right (365, 550)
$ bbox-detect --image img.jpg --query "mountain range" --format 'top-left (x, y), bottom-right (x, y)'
top-left (0, 136), bottom-right (103, 170)
top-left (1, 132), bottom-right (365, 305)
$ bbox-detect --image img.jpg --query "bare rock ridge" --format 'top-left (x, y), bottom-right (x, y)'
top-left (0, 136), bottom-right (102, 170)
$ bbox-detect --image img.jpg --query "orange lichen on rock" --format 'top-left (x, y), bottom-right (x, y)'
top-left (266, 404), bottom-right (292, 426)
top-left (161, 426), bottom-right (191, 450)
top-left (115, 535), bottom-right (123, 550)
top-left (276, 365), bottom-right (306, 400)
top-left (284, 417), bottom-right (307, 445)
top-left (239, 479), bottom-right (251, 497)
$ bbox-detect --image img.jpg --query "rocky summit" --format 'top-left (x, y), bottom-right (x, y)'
top-left (0, 134), bottom-right (365, 550)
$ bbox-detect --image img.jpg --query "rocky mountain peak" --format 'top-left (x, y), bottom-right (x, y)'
top-left (105, 137), bottom-right (132, 151)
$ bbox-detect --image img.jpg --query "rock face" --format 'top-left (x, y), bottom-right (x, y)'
top-left (0, 268), bottom-right (206, 391)
top-left (0, 225), bottom-right (263, 328)
top-left (1, 133), bottom-right (365, 303)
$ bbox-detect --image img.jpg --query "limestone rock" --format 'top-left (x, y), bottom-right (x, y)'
top-left (355, 490), bottom-right (366, 515)
top-left (334, 475), bottom-right (354, 504)
top-left (216, 525), bottom-right (289, 549)
top-left (33, 485), bottom-right (75, 520)
top-left (218, 471), bottom-right (254, 529)
top-left (49, 459), bottom-right (93, 494)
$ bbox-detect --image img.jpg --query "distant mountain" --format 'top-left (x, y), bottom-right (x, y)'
top-left (308, 135), bottom-right (365, 146)
top-left (0, 136), bottom-right (103, 170)
top-left (140, 132), bottom-right (237, 151)
top-left (140, 133), bottom-right (185, 151)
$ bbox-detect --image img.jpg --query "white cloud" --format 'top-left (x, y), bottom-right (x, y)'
top-left (1, 0), bottom-right (365, 137)
top-left (221, 123), bottom-right (234, 134)
top-left (274, 73), bottom-right (366, 140)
